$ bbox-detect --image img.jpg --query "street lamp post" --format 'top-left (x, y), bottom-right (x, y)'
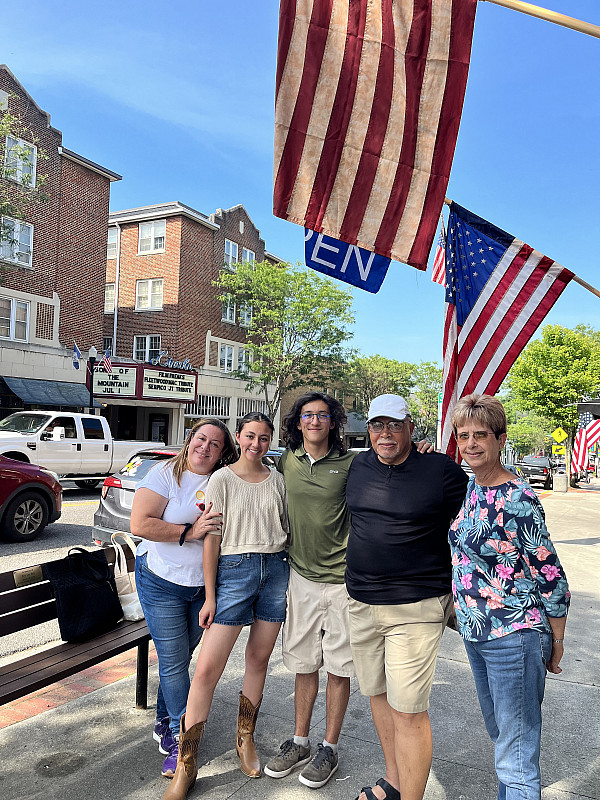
top-left (88, 346), bottom-right (98, 413)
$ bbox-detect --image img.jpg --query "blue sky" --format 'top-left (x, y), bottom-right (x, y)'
top-left (3, 0), bottom-right (598, 365)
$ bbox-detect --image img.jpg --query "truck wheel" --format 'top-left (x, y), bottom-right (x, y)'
top-left (74, 479), bottom-right (100, 490)
top-left (1, 491), bottom-right (49, 542)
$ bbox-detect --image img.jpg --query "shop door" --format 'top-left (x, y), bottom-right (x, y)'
top-left (149, 414), bottom-right (168, 444)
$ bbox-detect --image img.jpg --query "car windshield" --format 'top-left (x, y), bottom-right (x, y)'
top-left (0, 413), bottom-right (51, 433)
top-left (522, 455), bottom-right (549, 464)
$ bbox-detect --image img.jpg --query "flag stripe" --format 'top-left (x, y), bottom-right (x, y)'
top-left (306, 0), bottom-right (370, 230)
top-left (273, 0), bottom-right (477, 269)
top-left (409, 0), bottom-right (479, 267)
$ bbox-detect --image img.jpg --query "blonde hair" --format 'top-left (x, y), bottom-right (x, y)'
top-left (451, 394), bottom-right (507, 438)
top-left (170, 418), bottom-right (237, 486)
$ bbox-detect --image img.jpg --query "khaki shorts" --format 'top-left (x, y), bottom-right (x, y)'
top-left (282, 567), bottom-right (355, 678)
top-left (348, 593), bottom-right (453, 713)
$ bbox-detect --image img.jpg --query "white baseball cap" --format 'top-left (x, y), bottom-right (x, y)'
top-left (367, 394), bottom-right (410, 422)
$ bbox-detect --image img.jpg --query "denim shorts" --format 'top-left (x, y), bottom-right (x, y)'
top-left (214, 550), bottom-right (290, 626)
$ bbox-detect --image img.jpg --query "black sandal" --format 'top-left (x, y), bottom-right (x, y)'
top-left (355, 778), bottom-right (401, 800)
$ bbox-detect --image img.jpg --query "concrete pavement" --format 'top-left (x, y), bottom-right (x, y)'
top-left (1, 481), bottom-right (598, 800)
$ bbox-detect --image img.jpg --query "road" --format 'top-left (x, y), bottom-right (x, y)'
top-left (0, 483), bottom-right (100, 660)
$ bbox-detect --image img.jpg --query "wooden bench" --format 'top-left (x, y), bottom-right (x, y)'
top-left (0, 546), bottom-right (150, 708)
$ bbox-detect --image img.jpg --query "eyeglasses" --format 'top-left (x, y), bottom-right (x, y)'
top-left (456, 431), bottom-right (493, 442)
top-left (301, 412), bottom-right (331, 422)
top-left (367, 420), bottom-right (407, 433)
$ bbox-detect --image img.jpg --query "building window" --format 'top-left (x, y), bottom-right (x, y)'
top-left (221, 295), bottom-right (236, 324)
top-left (239, 220), bottom-right (244, 234)
top-left (219, 344), bottom-right (234, 372)
top-left (239, 303), bottom-right (252, 328)
top-left (134, 334), bottom-right (161, 362)
top-left (242, 248), bottom-right (255, 263)
top-left (135, 278), bottom-right (163, 311)
top-left (104, 283), bottom-right (115, 313)
top-left (102, 336), bottom-right (113, 354)
top-left (107, 228), bottom-right (117, 259)
top-left (224, 239), bottom-right (238, 270)
top-left (4, 135), bottom-right (36, 187)
top-left (0, 296), bottom-right (29, 341)
top-left (1, 217), bottom-right (33, 267)
top-left (237, 347), bottom-right (249, 372)
top-left (138, 219), bottom-right (166, 253)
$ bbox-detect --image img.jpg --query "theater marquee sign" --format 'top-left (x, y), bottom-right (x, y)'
top-left (142, 369), bottom-right (196, 401)
top-left (93, 366), bottom-right (137, 397)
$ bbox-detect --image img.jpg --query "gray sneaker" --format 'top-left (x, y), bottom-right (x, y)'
top-left (264, 738), bottom-right (311, 778)
top-left (298, 743), bottom-right (338, 788)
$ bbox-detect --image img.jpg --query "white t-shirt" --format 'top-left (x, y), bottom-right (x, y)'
top-left (136, 461), bottom-right (209, 587)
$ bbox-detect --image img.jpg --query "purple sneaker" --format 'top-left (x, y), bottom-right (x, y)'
top-left (153, 717), bottom-right (175, 755)
top-left (162, 738), bottom-right (179, 778)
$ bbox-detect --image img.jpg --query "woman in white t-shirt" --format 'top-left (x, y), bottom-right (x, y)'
top-left (163, 413), bottom-right (289, 800)
top-left (131, 418), bottom-right (237, 780)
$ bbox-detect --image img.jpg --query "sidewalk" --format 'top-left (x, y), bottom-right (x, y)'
top-left (1, 482), bottom-right (598, 800)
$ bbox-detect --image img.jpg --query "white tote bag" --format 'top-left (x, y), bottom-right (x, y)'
top-left (111, 532), bottom-right (144, 621)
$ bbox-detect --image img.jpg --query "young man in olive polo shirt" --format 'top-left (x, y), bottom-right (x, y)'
top-left (264, 391), bottom-right (355, 788)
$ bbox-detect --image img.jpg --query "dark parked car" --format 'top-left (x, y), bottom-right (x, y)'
top-left (92, 446), bottom-right (283, 547)
top-left (517, 455), bottom-right (553, 489)
top-left (0, 455), bottom-right (62, 542)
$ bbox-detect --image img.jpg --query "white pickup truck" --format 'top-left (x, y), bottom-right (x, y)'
top-left (0, 411), bottom-right (165, 488)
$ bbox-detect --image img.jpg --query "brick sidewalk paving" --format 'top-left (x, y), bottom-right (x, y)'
top-left (1, 645), bottom-right (158, 729)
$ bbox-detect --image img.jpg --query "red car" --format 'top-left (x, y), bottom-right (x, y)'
top-left (0, 455), bottom-right (62, 542)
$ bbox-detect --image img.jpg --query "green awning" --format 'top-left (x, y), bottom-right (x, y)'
top-left (2, 377), bottom-right (101, 408)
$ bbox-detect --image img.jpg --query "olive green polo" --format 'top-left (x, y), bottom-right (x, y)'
top-left (278, 445), bottom-right (356, 583)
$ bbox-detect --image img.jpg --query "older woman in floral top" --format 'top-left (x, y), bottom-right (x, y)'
top-left (449, 394), bottom-right (569, 800)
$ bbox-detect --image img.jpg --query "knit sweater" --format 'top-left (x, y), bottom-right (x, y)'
top-left (205, 466), bottom-right (288, 555)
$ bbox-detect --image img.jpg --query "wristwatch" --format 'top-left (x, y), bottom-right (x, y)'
top-left (179, 523), bottom-right (194, 546)
top-left (552, 638), bottom-right (564, 643)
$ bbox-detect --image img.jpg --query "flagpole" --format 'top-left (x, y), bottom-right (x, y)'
top-left (480, 0), bottom-right (600, 39)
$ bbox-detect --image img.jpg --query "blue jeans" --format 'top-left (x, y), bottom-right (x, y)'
top-left (214, 550), bottom-right (289, 625)
top-left (464, 629), bottom-right (552, 800)
top-left (135, 554), bottom-right (205, 738)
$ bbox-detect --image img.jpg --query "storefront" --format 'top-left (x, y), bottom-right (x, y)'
top-left (93, 362), bottom-right (197, 444)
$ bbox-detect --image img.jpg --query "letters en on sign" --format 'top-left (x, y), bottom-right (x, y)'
top-left (304, 229), bottom-right (391, 294)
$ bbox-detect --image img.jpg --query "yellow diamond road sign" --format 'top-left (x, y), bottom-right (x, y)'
top-left (551, 427), bottom-right (568, 443)
top-left (552, 445), bottom-right (566, 455)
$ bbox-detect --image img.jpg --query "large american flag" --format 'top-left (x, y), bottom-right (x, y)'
top-left (441, 203), bottom-right (574, 458)
top-left (273, 0), bottom-right (477, 270)
top-left (572, 414), bottom-right (600, 473)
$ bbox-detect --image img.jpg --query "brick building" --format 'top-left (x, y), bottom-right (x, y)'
top-left (100, 202), bottom-right (282, 443)
top-left (0, 65), bottom-right (121, 416)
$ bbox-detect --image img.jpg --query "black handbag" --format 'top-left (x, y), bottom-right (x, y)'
top-left (42, 547), bottom-right (124, 642)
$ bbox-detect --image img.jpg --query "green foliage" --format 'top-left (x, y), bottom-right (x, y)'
top-left (341, 354), bottom-right (414, 417)
top-left (407, 362), bottom-right (442, 440)
top-left (215, 260), bottom-right (354, 418)
top-left (509, 324), bottom-right (600, 464)
top-left (1, 101), bottom-right (49, 255)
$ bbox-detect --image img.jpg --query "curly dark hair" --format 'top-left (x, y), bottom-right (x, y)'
top-left (283, 391), bottom-right (347, 454)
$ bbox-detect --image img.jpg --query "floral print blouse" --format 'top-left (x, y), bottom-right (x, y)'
top-left (449, 477), bottom-right (570, 642)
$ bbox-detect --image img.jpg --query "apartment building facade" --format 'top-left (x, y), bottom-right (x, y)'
top-left (0, 65), bottom-right (121, 418)
top-left (100, 202), bottom-right (280, 443)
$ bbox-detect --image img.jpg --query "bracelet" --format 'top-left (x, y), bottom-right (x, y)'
top-left (179, 523), bottom-right (193, 546)
top-left (553, 638), bottom-right (564, 644)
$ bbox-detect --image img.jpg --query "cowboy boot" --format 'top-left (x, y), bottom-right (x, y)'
top-left (235, 691), bottom-right (262, 778)
top-left (163, 713), bottom-right (205, 800)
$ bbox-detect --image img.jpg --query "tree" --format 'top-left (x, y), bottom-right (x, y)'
top-left (407, 362), bottom-right (442, 441)
top-left (509, 324), bottom-right (600, 468)
top-left (1, 101), bottom-right (48, 256)
top-left (215, 260), bottom-right (354, 419)
top-left (340, 354), bottom-right (414, 417)
top-left (500, 391), bottom-right (552, 457)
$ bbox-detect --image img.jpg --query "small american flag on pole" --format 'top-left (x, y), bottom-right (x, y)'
top-left (431, 221), bottom-right (446, 285)
top-left (572, 415), bottom-right (600, 474)
top-left (441, 203), bottom-right (574, 458)
top-left (273, 0), bottom-right (477, 270)
top-left (101, 348), bottom-right (112, 374)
